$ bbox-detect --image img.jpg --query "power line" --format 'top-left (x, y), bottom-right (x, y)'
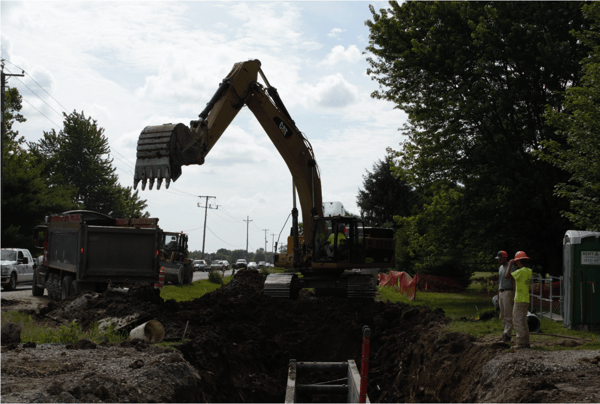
top-left (2, 59), bottom-right (69, 113)
top-left (111, 149), bottom-right (135, 169)
top-left (12, 74), bottom-right (64, 119)
top-left (19, 97), bottom-right (62, 128)
top-left (206, 225), bottom-right (243, 248)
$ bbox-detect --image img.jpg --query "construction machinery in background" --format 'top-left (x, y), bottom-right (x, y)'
top-left (159, 231), bottom-right (193, 285)
top-left (133, 59), bottom-right (394, 299)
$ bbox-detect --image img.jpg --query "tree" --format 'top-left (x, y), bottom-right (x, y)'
top-left (541, 3), bottom-right (600, 230)
top-left (366, 2), bottom-right (591, 275)
top-left (2, 87), bottom-right (75, 249)
top-left (31, 110), bottom-right (147, 217)
top-left (357, 155), bottom-right (419, 227)
top-left (253, 248), bottom-right (266, 263)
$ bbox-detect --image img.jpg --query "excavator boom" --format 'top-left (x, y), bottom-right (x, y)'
top-left (134, 59), bottom-right (323, 242)
top-left (133, 59), bottom-right (395, 299)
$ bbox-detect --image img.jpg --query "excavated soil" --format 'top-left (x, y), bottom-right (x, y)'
top-left (2, 269), bottom-right (600, 403)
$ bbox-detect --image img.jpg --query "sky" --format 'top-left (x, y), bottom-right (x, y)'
top-left (1, 1), bottom-right (408, 256)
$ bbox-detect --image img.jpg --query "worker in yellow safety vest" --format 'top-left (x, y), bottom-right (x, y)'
top-left (505, 251), bottom-right (533, 349)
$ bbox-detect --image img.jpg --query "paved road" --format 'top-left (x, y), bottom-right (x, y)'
top-left (192, 269), bottom-right (234, 282)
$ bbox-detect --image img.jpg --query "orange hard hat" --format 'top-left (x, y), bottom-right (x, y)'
top-left (514, 251), bottom-right (529, 261)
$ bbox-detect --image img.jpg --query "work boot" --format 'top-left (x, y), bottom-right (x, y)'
top-left (500, 333), bottom-right (511, 343)
top-left (515, 344), bottom-right (530, 350)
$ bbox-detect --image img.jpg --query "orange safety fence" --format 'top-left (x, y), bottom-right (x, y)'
top-left (531, 281), bottom-right (561, 298)
top-left (379, 271), bottom-right (418, 300)
top-left (379, 271), bottom-right (465, 300)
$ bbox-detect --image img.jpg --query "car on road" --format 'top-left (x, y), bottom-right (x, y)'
top-left (248, 262), bottom-right (258, 269)
top-left (235, 259), bottom-right (247, 269)
top-left (221, 260), bottom-right (230, 270)
top-left (1, 248), bottom-right (35, 291)
top-left (193, 260), bottom-right (207, 272)
top-left (258, 261), bottom-right (266, 269)
top-left (210, 260), bottom-right (223, 271)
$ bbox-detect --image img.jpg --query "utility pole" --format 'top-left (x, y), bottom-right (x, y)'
top-left (270, 233), bottom-right (276, 263)
top-left (244, 216), bottom-right (253, 253)
top-left (1, 62), bottom-right (24, 199)
top-left (262, 229), bottom-right (269, 258)
top-left (198, 196), bottom-right (218, 259)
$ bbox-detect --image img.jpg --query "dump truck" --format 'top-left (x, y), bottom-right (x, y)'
top-left (32, 210), bottom-right (161, 300)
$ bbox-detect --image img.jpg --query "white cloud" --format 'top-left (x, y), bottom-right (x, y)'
top-left (1, 1), bottom-right (409, 253)
top-left (320, 45), bottom-right (362, 67)
top-left (327, 28), bottom-right (346, 39)
top-left (300, 73), bottom-right (359, 109)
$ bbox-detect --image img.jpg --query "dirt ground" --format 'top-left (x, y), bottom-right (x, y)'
top-left (1, 269), bottom-right (599, 403)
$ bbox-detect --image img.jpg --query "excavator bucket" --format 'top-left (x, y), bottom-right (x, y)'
top-left (133, 123), bottom-right (201, 190)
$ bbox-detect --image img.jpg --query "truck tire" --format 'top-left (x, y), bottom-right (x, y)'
top-left (4, 273), bottom-right (17, 291)
top-left (61, 276), bottom-right (74, 300)
top-left (174, 267), bottom-right (184, 285)
top-left (32, 269), bottom-right (44, 297)
top-left (182, 264), bottom-right (193, 284)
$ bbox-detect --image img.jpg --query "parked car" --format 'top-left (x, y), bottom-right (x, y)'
top-left (248, 262), bottom-right (258, 269)
top-left (1, 248), bottom-right (35, 291)
top-left (210, 260), bottom-right (223, 271)
top-left (258, 261), bottom-right (266, 269)
top-left (193, 260), bottom-right (207, 272)
top-left (235, 259), bottom-right (247, 269)
top-left (221, 260), bottom-right (230, 270)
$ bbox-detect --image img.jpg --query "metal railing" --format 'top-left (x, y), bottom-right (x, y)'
top-left (530, 275), bottom-right (563, 320)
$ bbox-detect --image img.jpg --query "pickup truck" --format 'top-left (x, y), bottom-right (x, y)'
top-left (1, 248), bottom-right (35, 291)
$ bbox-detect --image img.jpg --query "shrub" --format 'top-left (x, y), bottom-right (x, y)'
top-left (260, 267), bottom-right (270, 276)
top-left (208, 270), bottom-right (223, 284)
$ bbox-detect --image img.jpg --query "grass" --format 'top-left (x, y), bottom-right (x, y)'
top-left (0, 311), bottom-right (125, 344)
top-left (378, 271), bottom-right (600, 350)
top-left (160, 275), bottom-right (233, 302)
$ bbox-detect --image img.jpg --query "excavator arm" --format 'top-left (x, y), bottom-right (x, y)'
top-left (133, 59), bottom-right (323, 243)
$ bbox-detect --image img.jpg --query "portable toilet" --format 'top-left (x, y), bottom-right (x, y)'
top-left (563, 230), bottom-right (600, 330)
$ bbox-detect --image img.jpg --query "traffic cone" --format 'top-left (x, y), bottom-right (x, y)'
top-left (155, 266), bottom-right (165, 289)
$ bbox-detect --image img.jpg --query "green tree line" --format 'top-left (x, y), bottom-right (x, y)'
top-left (358, 2), bottom-right (600, 278)
top-left (2, 89), bottom-right (148, 250)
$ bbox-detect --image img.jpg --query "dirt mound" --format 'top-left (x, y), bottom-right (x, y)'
top-left (39, 283), bottom-right (163, 329)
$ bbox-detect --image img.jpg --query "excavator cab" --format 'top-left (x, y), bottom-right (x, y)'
top-left (312, 217), bottom-right (366, 264)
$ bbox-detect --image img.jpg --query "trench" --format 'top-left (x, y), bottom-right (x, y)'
top-left (151, 270), bottom-right (500, 403)
top-left (34, 269), bottom-right (502, 403)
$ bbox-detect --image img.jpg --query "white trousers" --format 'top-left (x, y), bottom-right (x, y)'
top-left (499, 290), bottom-right (515, 337)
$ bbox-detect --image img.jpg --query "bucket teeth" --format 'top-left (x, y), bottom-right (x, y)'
top-left (133, 123), bottom-right (180, 191)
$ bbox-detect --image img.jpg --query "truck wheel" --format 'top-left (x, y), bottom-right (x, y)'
top-left (183, 264), bottom-right (193, 284)
top-left (4, 273), bottom-right (17, 291)
top-left (176, 267), bottom-right (184, 285)
top-left (61, 276), bottom-right (74, 300)
top-left (32, 269), bottom-right (44, 297)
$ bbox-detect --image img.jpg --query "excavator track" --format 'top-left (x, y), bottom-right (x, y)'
top-left (346, 274), bottom-right (376, 299)
top-left (264, 273), bottom-right (297, 298)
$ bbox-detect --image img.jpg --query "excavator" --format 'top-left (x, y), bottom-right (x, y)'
top-left (133, 59), bottom-right (394, 299)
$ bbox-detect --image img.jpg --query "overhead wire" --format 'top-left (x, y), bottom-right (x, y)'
top-left (19, 97), bottom-right (62, 128)
top-left (206, 225), bottom-right (244, 248)
top-left (3, 65), bottom-right (65, 120)
top-left (2, 59), bottom-right (70, 113)
top-left (110, 149), bottom-right (135, 169)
